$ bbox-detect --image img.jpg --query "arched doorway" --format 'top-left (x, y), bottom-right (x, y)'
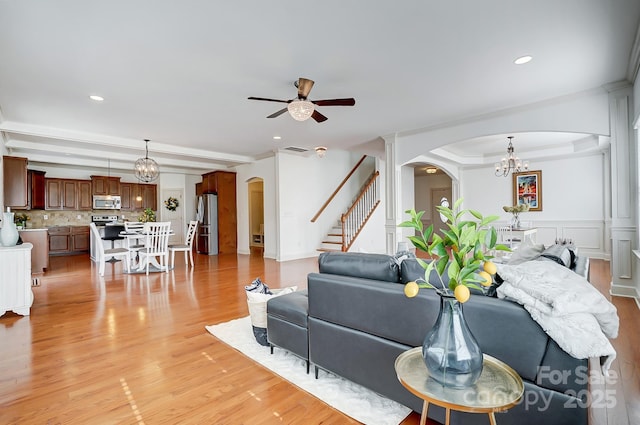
top-left (247, 178), bottom-right (264, 254)
top-left (413, 164), bottom-right (453, 239)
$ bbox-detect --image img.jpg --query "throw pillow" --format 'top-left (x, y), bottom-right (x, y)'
top-left (507, 242), bottom-right (545, 265)
top-left (245, 277), bottom-right (272, 294)
top-left (537, 245), bottom-right (572, 268)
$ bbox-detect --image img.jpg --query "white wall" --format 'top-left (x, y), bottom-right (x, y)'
top-left (235, 156), bottom-right (277, 258)
top-left (460, 152), bottom-right (608, 258)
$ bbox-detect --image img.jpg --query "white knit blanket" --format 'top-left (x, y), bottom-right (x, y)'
top-left (495, 261), bottom-right (619, 376)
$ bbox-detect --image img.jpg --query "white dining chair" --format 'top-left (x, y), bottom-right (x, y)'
top-left (168, 220), bottom-right (198, 268)
top-left (123, 221), bottom-right (145, 265)
top-left (89, 223), bottom-right (130, 276)
top-left (138, 221), bottom-right (172, 275)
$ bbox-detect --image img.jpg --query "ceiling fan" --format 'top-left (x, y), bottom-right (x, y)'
top-left (248, 77), bottom-right (355, 123)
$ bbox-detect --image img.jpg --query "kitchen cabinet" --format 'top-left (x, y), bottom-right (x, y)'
top-left (28, 170), bottom-right (46, 210)
top-left (140, 184), bottom-right (157, 210)
top-left (200, 171), bottom-right (237, 253)
top-left (48, 226), bottom-right (71, 253)
top-left (0, 244), bottom-right (33, 317)
top-left (3, 156), bottom-right (28, 209)
top-left (120, 182), bottom-right (156, 211)
top-left (18, 229), bottom-right (49, 273)
top-left (45, 179), bottom-right (78, 210)
top-left (77, 180), bottom-right (93, 210)
top-left (48, 225), bottom-right (89, 255)
top-left (91, 175), bottom-right (120, 196)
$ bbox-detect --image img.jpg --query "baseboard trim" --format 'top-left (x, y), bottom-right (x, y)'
top-left (610, 283), bottom-right (640, 310)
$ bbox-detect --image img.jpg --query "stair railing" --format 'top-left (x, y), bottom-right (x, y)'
top-left (310, 154), bottom-right (368, 223)
top-left (340, 171), bottom-right (380, 251)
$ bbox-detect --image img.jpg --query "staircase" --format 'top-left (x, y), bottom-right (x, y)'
top-left (317, 170), bottom-right (380, 252)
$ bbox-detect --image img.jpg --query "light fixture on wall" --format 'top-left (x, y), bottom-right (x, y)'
top-left (287, 99), bottom-right (315, 121)
top-left (315, 146), bottom-right (327, 158)
top-left (494, 136), bottom-right (528, 177)
top-left (425, 167), bottom-right (437, 174)
top-left (134, 139), bottom-right (160, 182)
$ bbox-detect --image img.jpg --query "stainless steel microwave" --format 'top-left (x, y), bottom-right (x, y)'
top-left (93, 195), bottom-right (121, 210)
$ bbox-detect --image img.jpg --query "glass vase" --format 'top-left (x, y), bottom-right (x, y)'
top-left (1, 212), bottom-right (19, 247)
top-left (422, 291), bottom-right (483, 388)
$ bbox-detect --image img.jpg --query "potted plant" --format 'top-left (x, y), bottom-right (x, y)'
top-left (399, 198), bottom-right (509, 387)
top-left (138, 208), bottom-right (156, 223)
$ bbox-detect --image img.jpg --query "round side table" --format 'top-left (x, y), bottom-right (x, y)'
top-left (395, 347), bottom-right (524, 425)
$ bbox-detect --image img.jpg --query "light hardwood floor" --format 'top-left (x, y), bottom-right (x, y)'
top-left (0, 253), bottom-right (637, 425)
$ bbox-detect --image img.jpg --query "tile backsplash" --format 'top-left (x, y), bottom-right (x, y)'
top-left (19, 211), bottom-right (144, 228)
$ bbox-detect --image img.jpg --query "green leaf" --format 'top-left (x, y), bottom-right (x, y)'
top-left (435, 256), bottom-right (449, 276)
top-left (469, 209), bottom-right (483, 220)
top-left (408, 235), bottom-right (428, 252)
top-left (416, 257), bottom-right (430, 270)
top-left (430, 240), bottom-right (448, 258)
top-left (453, 198), bottom-right (464, 211)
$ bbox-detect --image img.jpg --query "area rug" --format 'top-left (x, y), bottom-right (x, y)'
top-left (205, 316), bottom-right (412, 425)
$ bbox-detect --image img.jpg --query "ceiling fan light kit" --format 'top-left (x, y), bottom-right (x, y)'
top-left (287, 100), bottom-right (315, 121)
top-left (248, 77), bottom-right (355, 123)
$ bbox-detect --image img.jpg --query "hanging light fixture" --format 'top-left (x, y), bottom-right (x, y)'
top-left (494, 136), bottom-right (529, 177)
top-left (287, 100), bottom-right (315, 121)
top-left (134, 139), bottom-right (160, 182)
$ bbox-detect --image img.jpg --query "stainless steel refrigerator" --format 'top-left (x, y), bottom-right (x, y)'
top-left (196, 194), bottom-right (218, 255)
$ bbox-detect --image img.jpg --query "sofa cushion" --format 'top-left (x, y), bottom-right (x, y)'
top-left (507, 243), bottom-right (546, 265)
top-left (318, 251), bottom-right (401, 283)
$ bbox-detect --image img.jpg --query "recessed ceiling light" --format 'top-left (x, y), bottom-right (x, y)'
top-left (273, 136), bottom-right (281, 140)
top-left (89, 95), bottom-right (104, 101)
top-left (514, 55), bottom-right (532, 65)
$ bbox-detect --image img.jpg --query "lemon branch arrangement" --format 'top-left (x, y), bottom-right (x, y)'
top-left (399, 198), bottom-right (510, 303)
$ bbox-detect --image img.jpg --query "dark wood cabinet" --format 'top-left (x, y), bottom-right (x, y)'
top-left (77, 180), bottom-right (92, 210)
top-left (28, 170), bottom-right (46, 210)
top-left (71, 226), bottom-right (90, 251)
top-left (49, 225), bottom-right (89, 255)
top-left (3, 156), bottom-right (28, 209)
top-left (91, 175), bottom-right (120, 196)
top-left (48, 226), bottom-right (71, 254)
top-left (141, 184), bottom-right (157, 210)
top-left (199, 171), bottom-right (237, 253)
top-left (45, 179), bottom-right (78, 210)
top-left (120, 182), bottom-right (156, 211)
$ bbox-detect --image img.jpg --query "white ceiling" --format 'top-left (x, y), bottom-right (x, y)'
top-left (1, 1), bottom-right (639, 176)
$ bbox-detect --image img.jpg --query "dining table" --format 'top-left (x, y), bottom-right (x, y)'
top-left (120, 228), bottom-right (175, 272)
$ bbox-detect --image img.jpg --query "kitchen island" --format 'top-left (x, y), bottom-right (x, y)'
top-left (18, 228), bottom-right (48, 274)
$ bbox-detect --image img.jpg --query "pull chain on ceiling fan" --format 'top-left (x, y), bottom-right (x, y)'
top-left (248, 77), bottom-right (355, 123)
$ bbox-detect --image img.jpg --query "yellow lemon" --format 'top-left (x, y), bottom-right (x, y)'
top-left (404, 281), bottom-right (420, 298)
top-left (479, 271), bottom-right (493, 287)
top-left (454, 285), bottom-right (470, 303)
top-left (483, 261), bottom-right (497, 275)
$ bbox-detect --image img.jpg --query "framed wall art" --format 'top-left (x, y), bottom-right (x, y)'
top-left (512, 170), bottom-right (542, 211)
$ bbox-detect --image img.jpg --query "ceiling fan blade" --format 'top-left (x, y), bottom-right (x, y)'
top-left (312, 98), bottom-right (356, 107)
top-left (311, 110), bottom-right (328, 123)
top-left (248, 96), bottom-right (290, 103)
top-left (267, 107), bottom-right (288, 119)
top-left (297, 78), bottom-right (314, 99)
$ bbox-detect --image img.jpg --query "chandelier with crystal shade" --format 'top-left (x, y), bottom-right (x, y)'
top-left (494, 136), bottom-right (528, 177)
top-left (134, 139), bottom-right (160, 182)
top-left (287, 99), bottom-right (315, 121)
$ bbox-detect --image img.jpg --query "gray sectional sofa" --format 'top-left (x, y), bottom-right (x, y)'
top-left (267, 251), bottom-right (589, 425)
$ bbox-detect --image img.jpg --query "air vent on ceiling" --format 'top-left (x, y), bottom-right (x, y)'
top-left (283, 146), bottom-right (309, 153)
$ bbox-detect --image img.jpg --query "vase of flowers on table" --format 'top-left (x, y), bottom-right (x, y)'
top-left (502, 203), bottom-right (530, 229)
top-left (399, 199), bottom-right (509, 387)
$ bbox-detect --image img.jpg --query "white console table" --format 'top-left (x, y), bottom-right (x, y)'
top-left (0, 243), bottom-right (34, 317)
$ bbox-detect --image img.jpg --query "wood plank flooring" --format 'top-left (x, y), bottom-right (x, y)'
top-left (0, 253), bottom-right (637, 424)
